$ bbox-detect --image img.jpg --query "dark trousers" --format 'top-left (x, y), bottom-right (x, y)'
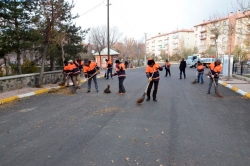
top-left (165, 67), bottom-right (171, 76)
top-left (106, 68), bottom-right (113, 79)
top-left (179, 69), bottom-right (186, 78)
top-left (147, 81), bottom-right (159, 99)
top-left (208, 77), bottom-right (219, 92)
top-left (88, 75), bottom-right (98, 91)
top-left (118, 78), bottom-right (126, 93)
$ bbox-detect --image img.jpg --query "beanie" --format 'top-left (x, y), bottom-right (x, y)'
top-left (147, 58), bottom-right (155, 65)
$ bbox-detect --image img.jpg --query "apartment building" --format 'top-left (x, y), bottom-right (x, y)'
top-left (194, 10), bottom-right (250, 58)
top-left (146, 29), bottom-right (195, 58)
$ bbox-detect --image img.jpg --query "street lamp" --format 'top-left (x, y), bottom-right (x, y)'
top-left (107, 0), bottom-right (110, 60)
top-left (144, 33), bottom-right (147, 66)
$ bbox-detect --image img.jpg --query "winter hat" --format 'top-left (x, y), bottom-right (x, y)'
top-left (115, 60), bottom-right (120, 63)
top-left (68, 60), bottom-right (73, 63)
top-left (147, 58), bottom-right (155, 65)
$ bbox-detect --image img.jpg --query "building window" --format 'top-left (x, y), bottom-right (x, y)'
top-left (223, 21), bottom-right (226, 25)
top-left (222, 37), bottom-right (227, 42)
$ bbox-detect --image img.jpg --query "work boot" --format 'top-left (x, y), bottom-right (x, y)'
top-left (146, 97), bottom-right (150, 101)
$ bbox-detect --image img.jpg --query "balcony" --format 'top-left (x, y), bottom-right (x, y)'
top-left (164, 41), bottom-right (169, 45)
top-left (200, 34), bottom-right (207, 40)
top-left (210, 42), bottom-right (215, 45)
top-left (172, 34), bottom-right (179, 39)
top-left (200, 28), bottom-right (207, 33)
top-left (210, 34), bottom-right (216, 39)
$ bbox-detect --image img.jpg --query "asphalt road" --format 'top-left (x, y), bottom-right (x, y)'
top-left (1, 65), bottom-right (250, 166)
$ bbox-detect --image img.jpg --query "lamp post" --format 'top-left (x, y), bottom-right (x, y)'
top-left (107, 0), bottom-right (110, 61)
top-left (144, 33), bottom-right (147, 66)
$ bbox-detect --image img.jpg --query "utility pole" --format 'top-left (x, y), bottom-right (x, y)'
top-left (107, 0), bottom-right (110, 60)
top-left (144, 33), bottom-right (147, 66)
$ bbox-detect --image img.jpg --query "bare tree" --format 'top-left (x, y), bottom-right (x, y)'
top-left (207, 13), bottom-right (225, 58)
top-left (225, 12), bottom-right (238, 80)
top-left (89, 25), bottom-right (122, 62)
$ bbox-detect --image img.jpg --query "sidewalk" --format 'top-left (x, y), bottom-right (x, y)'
top-left (0, 68), bottom-right (139, 105)
top-left (219, 74), bottom-right (250, 99)
top-left (1, 69), bottom-right (250, 105)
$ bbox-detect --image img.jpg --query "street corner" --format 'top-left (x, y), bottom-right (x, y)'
top-left (219, 80), bottom-right (250, 99)
top-left (245, 92), bottom-right (250, 99)
top-left (0, 96), bottom-right (19, 105)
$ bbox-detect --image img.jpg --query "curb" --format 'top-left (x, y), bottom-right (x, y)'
top-left (219, 80), bottom-right (250, 99)
top-left (0, 75), bottom-right (105, 105)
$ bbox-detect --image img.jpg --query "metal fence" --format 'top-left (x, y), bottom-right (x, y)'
top-left (232, 62), bottom-right (250, 75)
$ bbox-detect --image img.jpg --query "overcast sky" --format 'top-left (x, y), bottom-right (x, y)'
top-left (71, 0), bottom-right (239, 42)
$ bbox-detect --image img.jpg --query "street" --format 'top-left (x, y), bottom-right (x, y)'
top-left (1, 65), bottom-right (250, 166)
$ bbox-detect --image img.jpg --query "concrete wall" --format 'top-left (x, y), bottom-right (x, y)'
top-left (0, 71), bottom-right (63, 93)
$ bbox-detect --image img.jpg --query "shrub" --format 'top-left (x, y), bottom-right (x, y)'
top-left (21, 60), bottom-right (39, 74)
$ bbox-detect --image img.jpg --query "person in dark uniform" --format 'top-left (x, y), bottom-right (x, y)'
top-left (179, 58), bottom-right (186, 79)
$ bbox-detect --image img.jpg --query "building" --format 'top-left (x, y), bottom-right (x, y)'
top-left (146, 29), bottom-right (195, 59)
top-left (193, 10), bottom-right (250, 59)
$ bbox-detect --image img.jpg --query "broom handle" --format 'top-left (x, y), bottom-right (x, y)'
top-left (209, 69), bottom-right (218, 88)
top-left (87, 72), bottom-right (98, 80)
top-left (144, 70), bottom-right (155, 93)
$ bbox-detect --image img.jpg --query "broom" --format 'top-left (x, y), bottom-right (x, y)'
top-left (136, 71), bottom-right (155, 104)
top-left (209, 70), bottom-right (223, 98)
top-left (104, 78), bottom-right (113, 93)
top-left (212, 76), bottom-right (223, 98)
top-left (58, 74), bottom-right (69, 86)
top-left (71, 72), bottom-right (97, 94)
top-left (191, 71), bottom-right (198, 84)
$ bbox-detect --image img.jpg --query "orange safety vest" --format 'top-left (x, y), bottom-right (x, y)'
top-left (64, 65), bottom-right (72, 73)
top-left (209, 62), bottom-right (222, 73)
top-left (84, 62), bottom-right (98, 75)
top-left (106, 60), bottom-right (112, 69)
top-left (115, 63), bottom-right (126, 78)
top-left (146, 64), bottom-right (161, 81)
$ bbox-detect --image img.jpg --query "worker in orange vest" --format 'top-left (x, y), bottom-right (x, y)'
top-left (68, 60), bottom-right (81, 89)
top-left (146, 58), bottom-right (163, 102)
top-left (84, 60), bottom-right (99, 93)
top-left (105, 59), bottom-right (113, 79)
top-left (197, 61), bottom-right (204, 84)
top-left (112, 59), bottom-right (126, 94)
top-left (63, 60), bottom-right (73, 87)
top-left (207, 59), bottom-right (222, 94)
top-left (164, 59), bottom-right (171, 77)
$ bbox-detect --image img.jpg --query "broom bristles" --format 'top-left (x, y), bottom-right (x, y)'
top-left (71, 87), bottom-right (77, 94)
top-left (191, 79), bottom-right (197, 84)
top-left (215, 87), bottom-right (223, 98)
top-left (104, 85), bottom-right (111, 93)
top-left (136, 93), bottom-right (146, 104)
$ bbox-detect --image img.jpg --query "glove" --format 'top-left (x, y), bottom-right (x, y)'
top-left (84, 74), bottom-right (88, 78)
top-left (148, 77), bottom-right (152, 82)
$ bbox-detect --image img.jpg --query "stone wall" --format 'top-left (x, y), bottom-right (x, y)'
top-left (0, 71), bottom-right (63, 93)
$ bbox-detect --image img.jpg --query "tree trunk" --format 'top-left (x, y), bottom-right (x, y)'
top-left (61, 42), bottom-right (65, 66)
top-left (38, 42), bottom-right (49, 87)
top-left (50, 55), bottom-right (55, 71)
top-left (16, 50), bottom-right (22, 74)
top-left (215, 39), bottom-right (218, 58)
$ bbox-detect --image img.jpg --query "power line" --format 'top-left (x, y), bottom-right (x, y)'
top-left (78, 0), bottom-right (104, 17)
